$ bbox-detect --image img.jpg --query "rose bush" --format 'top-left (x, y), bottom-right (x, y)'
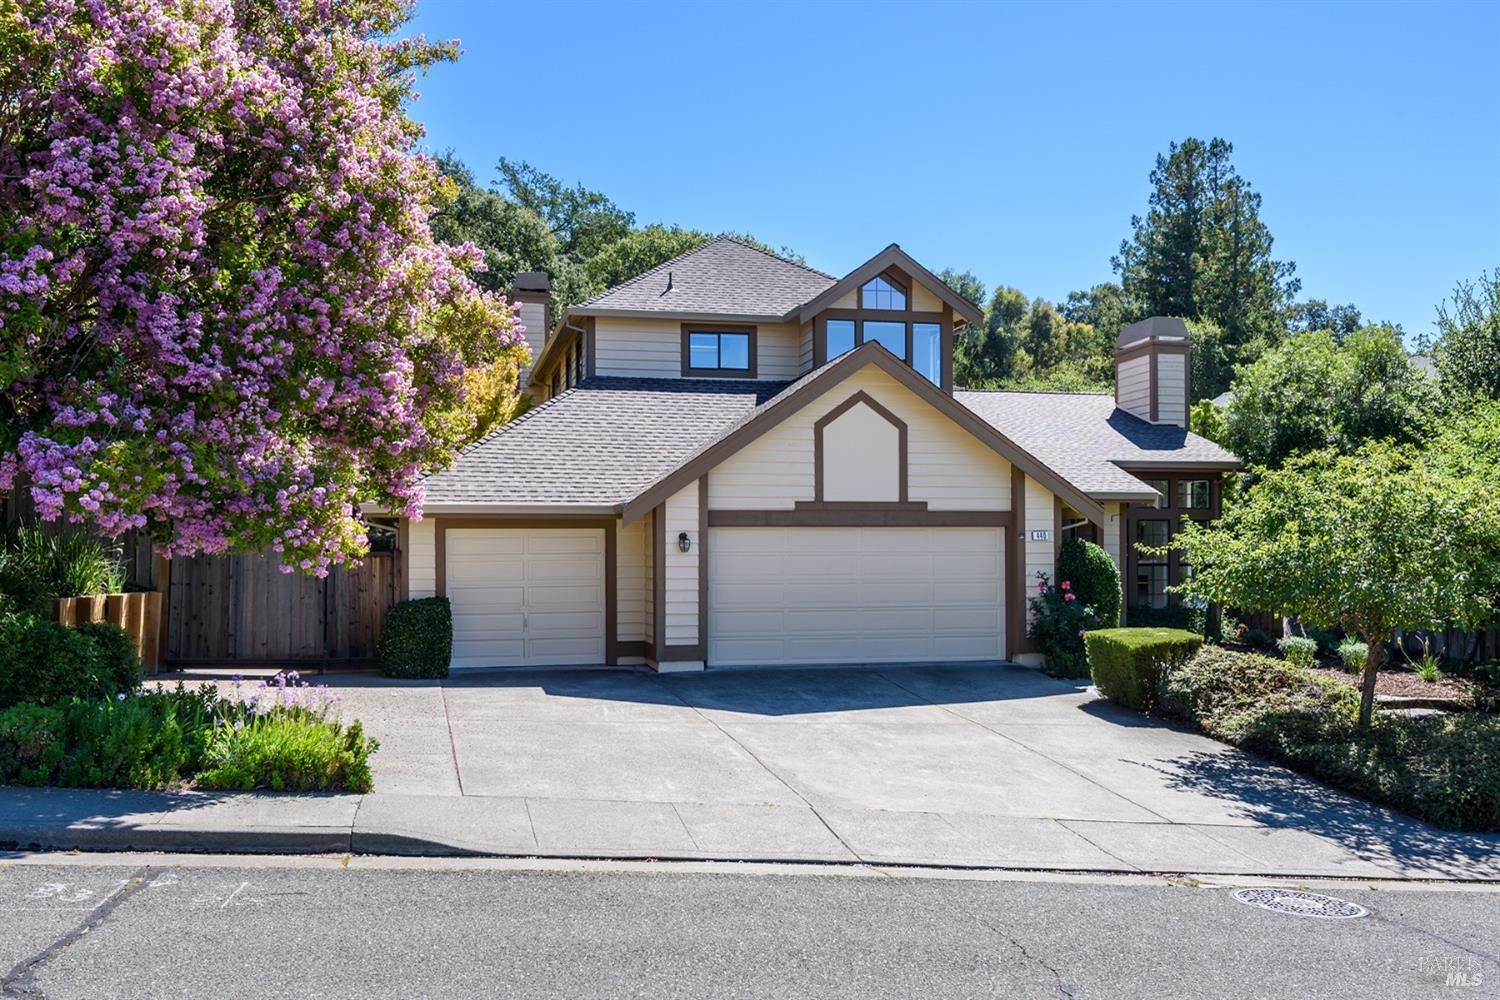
top-left (1026, 574), bottom-right (1105, 679)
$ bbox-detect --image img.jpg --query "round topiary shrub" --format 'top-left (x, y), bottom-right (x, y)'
top-left (0, 614), bottom-right (110, 708)
top-left (1057, 538), bottom-right (1122, 628)
top-left (378, 597), bottom-right (452, 678)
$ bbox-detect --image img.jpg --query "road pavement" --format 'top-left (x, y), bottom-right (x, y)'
top-left (1, 854), bottom-right (1495, 999)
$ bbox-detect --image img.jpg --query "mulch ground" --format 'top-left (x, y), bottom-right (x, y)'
top-left (1306, 665), bottom-right (1482, 702)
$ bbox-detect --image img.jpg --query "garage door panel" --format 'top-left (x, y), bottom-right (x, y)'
top-left (710, 526), bottom-right (1004, 667)
top-left (445, 528), bottom-right (606, 669)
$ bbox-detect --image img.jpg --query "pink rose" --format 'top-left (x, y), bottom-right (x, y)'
top-left (1064, 593), bottom-right (1076, 602)
top-left (1061, 581), bottom-right (1071, 591)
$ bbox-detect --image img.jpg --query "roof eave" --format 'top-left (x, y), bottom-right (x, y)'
top-left (1112, 459), bottom-right (1243, 472)
top-left (569, 306), bottom-right (790, 324)
top-left (370, 502), bottom-right (625, 518)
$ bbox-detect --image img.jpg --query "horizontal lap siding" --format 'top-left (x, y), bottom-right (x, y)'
top-left (593, 317), bottom-right (801, 380)
top-left (1102, 502), bottom-right (1123, 574)
top-left (663, 483), bottom-right (699, 646)
top-left (707, 366), bottom-right (1010, 510)
top-left (409, 519), bottom-right (436, 598)
top-left (1024, 476), bottom-right (1056, 590)
top-left (1117, 355), bottom-right (1150, 419)
top-left (1156, 353), bottom-right (1187, 425)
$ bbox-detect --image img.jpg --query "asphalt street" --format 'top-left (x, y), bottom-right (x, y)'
top-left (0, 855), bottom-right (1495, 999)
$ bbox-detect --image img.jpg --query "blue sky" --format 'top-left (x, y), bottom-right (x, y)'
top-left (406, 0), bottom-right (1499, 341)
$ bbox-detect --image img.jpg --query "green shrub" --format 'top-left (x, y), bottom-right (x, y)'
top-left (1085, 627), bottom-right (1204, 711)
top-left (1277, 635), bottom-right (1318, 669)
top-left (1336, 640), bottom-right (1368, 673)
top-left (0, 526), bottom-right (125, 613)
top-left (1056, 539), bottom-right (1122, 628)
top-left (1026, 574), bottom-right (1105, 678)
top-left (73, 622), bottom-right (144, 694)
top-left (0, 676), bottom-right (378, 793)
top-left (378, 597), bottom-right (452, 678)
top-left (1242, 627), bottom-right (1272, 650)
top-left (197, 715), bottom-right (376, 793)
top-left (1, 615), bottom-right (106, 708)
top-left (1162, 646), bottom-right (1499, 832)
top-left (1306, 627), bottom-right (1341, 655)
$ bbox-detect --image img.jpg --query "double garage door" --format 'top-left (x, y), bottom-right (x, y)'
top-left (708, 526), bottom-right (1005, 667)
top-left (444, 525), bottom-right (1004, 669)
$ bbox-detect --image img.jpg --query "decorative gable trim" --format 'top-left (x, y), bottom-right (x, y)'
top-left (794, 244), bottom-right (985, 327)
top-left (812, 390), bottom-right (908, 504)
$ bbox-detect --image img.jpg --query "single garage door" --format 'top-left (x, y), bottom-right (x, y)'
top-left (708, 526), bottom-right (1004, 666)
top-left (446, 527), bottom-right (606, 669)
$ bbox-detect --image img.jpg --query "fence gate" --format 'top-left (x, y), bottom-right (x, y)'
top-left (166, 550), bottom-right (399, 667)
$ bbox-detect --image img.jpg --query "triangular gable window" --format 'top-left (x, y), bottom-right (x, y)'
top-left (861, 275), bottom-right (907, 311)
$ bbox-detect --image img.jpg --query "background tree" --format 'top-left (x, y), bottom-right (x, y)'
top-left (954, 285), bottom-right (1027, 386)
top-left (1113, 137), bottom-right (1299, 373)
top-left (0, 0), bottom-right (524, 573)
top-left (496, 158), bottom-right (635, 263)
top-left (937, 269), bottom-right (987, 311)
top-left (1221, 327), bottom-right (1436, 469)
top-left (1167, 443), bottom-right (1500, 726)
top-left (1433, 268), bottom-right (1500, 399)
top-left (1286, 299), bottom-right (1363, 339)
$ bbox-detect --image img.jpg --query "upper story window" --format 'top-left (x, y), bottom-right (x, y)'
top-left (862, 320), bottom-right (906, 360)
top-left (827, 319), bottom-right (856, 360)
top-left (1178, 479), bottom-right (1211, 509)
top-left (861, 275), bottom-right (907, 311)
top-left (1145, 478), bottom-right (1170, 509)
top-left (681, 325), bottom-right (756, 378)
top-left (912, 323), bottom-right (941, 385)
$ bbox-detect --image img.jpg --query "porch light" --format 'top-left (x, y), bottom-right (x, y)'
top-left (677, 532), bottom-right (692, 553)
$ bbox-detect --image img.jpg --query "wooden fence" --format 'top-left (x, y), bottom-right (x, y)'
top-left (165, 550), bottom-right (401, 667)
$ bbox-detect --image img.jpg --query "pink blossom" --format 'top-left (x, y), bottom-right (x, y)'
top-left (1064, 593), bottom-right (1076, 602)
top-left (0, 0), bottom-right (526, 573)
top-left (1060, 581), bottom-right (1071, 591)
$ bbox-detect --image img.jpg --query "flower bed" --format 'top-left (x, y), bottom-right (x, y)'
top-left (0, 673), bottom-right (377, 793)
top-left (1160, 647), bottom-right (1500, 832)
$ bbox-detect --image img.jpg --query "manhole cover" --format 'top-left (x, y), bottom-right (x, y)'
top-left (1232, 888), bottom-right (1368, 919)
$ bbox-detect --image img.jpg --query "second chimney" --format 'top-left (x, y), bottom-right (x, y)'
top-left (1114, 316), bottom-right (1190, 427)
top-left (511, 271), bottom-right (551, 390)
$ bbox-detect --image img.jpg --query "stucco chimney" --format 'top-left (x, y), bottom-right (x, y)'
top-left (1114, 316), bottom-right (1190, 427)
top-left (511, 271), bottom-right (551, 390)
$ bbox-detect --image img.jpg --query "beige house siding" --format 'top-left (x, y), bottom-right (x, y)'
top-left (408, 518), bottom-right (436, 598)
top-left (821, 401), bottom-right (901, 501)
top-left (1101, 502), bottom-right (1124, 573)
top-left (1024, 476), bottom-right (1056, 590)
top-left (830, 290), bottom-right (857, 310)
top-left (799, 321), bottom-right (814, 373)
top-left (911, 282), bottom-right (943, 312)
top-left (592, 317), bottom-right (800, 380)
top-left (1117, 354), bottom-right (1151, 421)
top-left (617, 514), bottom-right (646, 654)
top-left (706, 366), bottom-right (1011, 510)
top-left (662, 483), bottom-right (700, 647)
top-left (1156, 352), bottom-right (1187, 425)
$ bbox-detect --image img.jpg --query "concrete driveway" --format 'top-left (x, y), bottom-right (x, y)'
top-left (325, 664), bottom-right (1500, 878)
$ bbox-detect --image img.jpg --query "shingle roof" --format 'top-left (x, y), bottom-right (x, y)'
top-left (954, 390), bottom-right (1240, 499)
top-left (420, 377), bottom-right (788, 506)
top-left (573, 236), bottom-right (836, 319)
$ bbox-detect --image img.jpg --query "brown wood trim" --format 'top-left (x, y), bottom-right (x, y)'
top-left (1010, 466), bottom-right (1029, 658)
top-left (709, 509), bottom-right (1011, 528)
top-left (941, 305), bottom-right (954, 393)
top-left (793, 501), bottom-right (928, 511)
top-left (1114, 340), bottom-right (1189, 366)
top-left (680, 323), bottom-right (758, 379)
top-left (622, 342), bottom-right (1106, 525)
top-left (656, 645), bottom-right (705, 662)
top-left (617, 640), bottom-right (647, 659)
top-left (796, 245), bottom-right (985, 327)
top-left (818, 308), bottom-right (947, 323)
top-left (432, 514), bottom-right (618, 666)
top-left (697, 475), bottom-right (708, 663)
top-left (585, 316), bottom-right (596, 378)
top-left (652, 505), bottom-right (665, 656)
top-left (812, 389), bottom-right (908, 503)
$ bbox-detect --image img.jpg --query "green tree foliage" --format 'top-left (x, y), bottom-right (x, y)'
top-left (1060, 282), bottom-right (1135, 344)
top-left (1113, 137), bottom-right (1299, 367)
top-left (1221, 326), bottom-right (1437, 469)
top-left (937, 269), bottom-right (987, 310)
top-left (1188, 399), bottom-right (1226, 444)
top-left (1187, 318), bottom-right (1234, 401)
top-left (585, 224), bottom-right (708, 291)
top-left (497, 158), bottom-right (635, 262)
top-left (1166, 443), bottom-right (1500, 726)
top-left (955, 285), bottom-right (1027, 386)
top-left (1433, 268), bottom-right (1500, 399)
top-left (1287, 299), bottom-right (1363, 338)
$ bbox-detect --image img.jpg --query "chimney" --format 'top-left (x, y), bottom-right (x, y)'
top-left (511, 271), bottom-right (551, 390)
top-left (1114, 316), bottom-right (1190, 427)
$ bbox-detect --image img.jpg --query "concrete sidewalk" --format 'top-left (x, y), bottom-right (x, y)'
top-left (4, 664), bottom-right (1499, 880)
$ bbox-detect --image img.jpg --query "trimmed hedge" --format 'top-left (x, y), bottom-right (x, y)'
top-left (1085, 627), bottom-right (1204, 712)
top-left (1057, 538), bottom-right (1122, 628)
top-left (378, 597), bottom-right (452, 678)
top-left (1277, 635), bottom-right (1318, 669)
top-left (0, 615), bottom-right (142, 709)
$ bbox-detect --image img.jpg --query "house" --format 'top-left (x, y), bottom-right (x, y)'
top-left (391, 238), bottom-right (1238, 671)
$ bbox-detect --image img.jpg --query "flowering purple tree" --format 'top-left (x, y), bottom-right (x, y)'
top-left (0, 0), bottom-right (525, 573)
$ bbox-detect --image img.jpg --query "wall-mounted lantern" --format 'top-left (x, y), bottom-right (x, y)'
top-left (677, 532), bottom-right (692, 553)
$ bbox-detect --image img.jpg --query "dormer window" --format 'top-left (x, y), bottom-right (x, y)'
top-left (681, 324), bottom-right (757, 378)
top-left (861, 275), bottom-right (907, 311)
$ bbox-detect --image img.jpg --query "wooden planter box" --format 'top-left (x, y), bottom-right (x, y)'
top-left (53, 592), bottom-right (164, 673)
